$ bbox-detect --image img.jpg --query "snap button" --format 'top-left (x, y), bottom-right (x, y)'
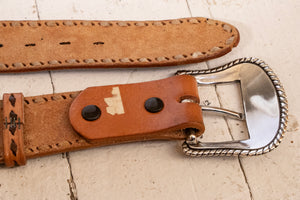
top-left (144, 97), bottom-right (164, 113)
top-left (81, 105), bottom-right (101, 121)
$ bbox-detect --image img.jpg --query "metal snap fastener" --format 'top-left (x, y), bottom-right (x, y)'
top-left (81, 105), bottom-right (101, 121)
top-left (144, 97), bottom-right (164, 113)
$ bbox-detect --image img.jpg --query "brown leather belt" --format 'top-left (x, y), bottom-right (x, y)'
top-left (2, 17), bottom-right (286, 167)
top-left (0, 17), bottom-right (240, 167)
top-left (1, 16), bottom-right (240, 167)
top-left (0, 75), bottom-right (205, 167)
top-left (0, 17), bottom-right (239, 73)
top-left (0, 57), bottom-right (289, 167)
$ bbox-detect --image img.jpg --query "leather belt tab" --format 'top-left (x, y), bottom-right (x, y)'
top-left (69, 75), bottom-right (205, 142)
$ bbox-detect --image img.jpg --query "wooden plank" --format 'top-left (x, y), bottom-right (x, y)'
top-left (0, 0), bottom-right (38, 20)
top-left (36, 0), bottom-right (191, 20)
top-left (0, 1), bottom-right (71, 200)
top-left (188, 0), bottom-right (300, 199)
top-left (0, 0), bottom-right (298, 199)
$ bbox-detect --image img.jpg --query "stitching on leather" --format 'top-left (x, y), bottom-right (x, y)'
top-left (1, 44), bottom-right (228, 68)
top-left (0, 18), bottom-right (228, 28)
top-left (24, 92), bottom-right (79, 105)
top-left (173, 54), bottom-right (187, 60)
top-left (26, 139), bottom-right (84, 154)
top-left (0, 18), bottom-right (236, 69)
top-left (24, 92), bottom-right (83, 154)
top-left (0, 18), bottom-right (188, 27)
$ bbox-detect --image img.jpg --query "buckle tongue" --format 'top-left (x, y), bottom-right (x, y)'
top-left (177, 58), bottom-right (288, 156)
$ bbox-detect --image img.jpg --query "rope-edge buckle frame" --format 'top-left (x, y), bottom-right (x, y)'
top-left (176, 57), bottom-right (288, 157)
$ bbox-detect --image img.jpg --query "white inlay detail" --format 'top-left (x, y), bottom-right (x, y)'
top-left (104, 87), bottom-right (125, 115)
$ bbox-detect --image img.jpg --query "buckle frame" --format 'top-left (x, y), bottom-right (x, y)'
top-left (176, 58), bottom-right (288, 156)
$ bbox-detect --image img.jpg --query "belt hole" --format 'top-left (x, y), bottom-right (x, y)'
top-left (59, 41), bottom-right (71, 45)
top-left (25, 43), bottom-right (36, 47)
top-left (93, 41), bottom-right (104, 45)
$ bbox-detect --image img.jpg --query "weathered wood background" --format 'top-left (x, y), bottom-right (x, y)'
top-left (0, 0), bottom-right (299, 199)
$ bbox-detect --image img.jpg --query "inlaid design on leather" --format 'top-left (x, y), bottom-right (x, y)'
top-left (2, 93), bottom-right (26, 167)
top-left (104, 87), bottom-right (125, 115)
top-left (4, 95), bottom-right (21, 163)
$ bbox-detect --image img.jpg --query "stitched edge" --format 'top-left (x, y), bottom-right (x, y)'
top-left (24, 91), bottom-right (84, 154)
top-left (0, 18), bottom-right (229, 28)
top-left (0, 18), bottom-right (238, 70)
top-left (24, 92), bottom-right (80, 105)
top-left (25, 139), bottom-right (86, 154)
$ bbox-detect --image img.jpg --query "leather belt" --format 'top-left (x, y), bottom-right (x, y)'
top-left (0, 16), bottom-right (288, 167)
top-left (0, 58), bottom-right (288, 167)
top-left (0, 17), bottom-right (239, 73)
top-left (0, 75), bottom-right (205, 167)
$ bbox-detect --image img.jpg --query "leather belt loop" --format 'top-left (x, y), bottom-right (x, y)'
top-left (2, 93), bottom-right (26, 167)
top-left (69, 75), bottom-right (205, 142)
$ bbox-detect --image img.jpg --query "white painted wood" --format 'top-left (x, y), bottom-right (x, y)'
top-left (36, 0), bottom-right (191, 20)
top-left (0, 1), bottom-right (71, 200)
top-left (0, 156), bottom-right (72, 200)
top-left (189, 0), bottom-right (300, 199)
top-left (0, 0), bottom-right (38, 20)
top-left (0, 0), bottom-right (299, 199)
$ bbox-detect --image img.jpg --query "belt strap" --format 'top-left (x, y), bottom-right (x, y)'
top-left (0, 17), bottom-right (239, 73)
top-left (0, 75), bottom-right (204, 167)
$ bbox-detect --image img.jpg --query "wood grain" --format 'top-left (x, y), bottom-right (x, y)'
top-left (0, 0), bottom-right (299, 199)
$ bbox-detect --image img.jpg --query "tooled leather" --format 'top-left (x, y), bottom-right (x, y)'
top-left (69, 75), bottom-right (204, 142)
top-left (2, 93), bottom-right (26, 167)
top-left (0, 17), bottom-right (239, 72)
top-left (0, 76), bottom-right (204, 165)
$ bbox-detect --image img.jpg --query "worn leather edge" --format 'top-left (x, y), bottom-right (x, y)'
top-left (0, 17), bottom-right (239, 73)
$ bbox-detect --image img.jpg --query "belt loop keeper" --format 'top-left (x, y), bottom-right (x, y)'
top-left (2, 93), bottom-right (26, 167)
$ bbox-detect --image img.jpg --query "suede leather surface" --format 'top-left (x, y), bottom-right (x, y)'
top-left (0, 17), bottom-right (239, 72)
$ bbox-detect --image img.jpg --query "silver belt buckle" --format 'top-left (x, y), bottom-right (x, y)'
top-left (177, 57), bottom-right (288, 156)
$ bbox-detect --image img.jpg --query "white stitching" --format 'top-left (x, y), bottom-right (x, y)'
top-left (0, 18), bottom-right (237, 69)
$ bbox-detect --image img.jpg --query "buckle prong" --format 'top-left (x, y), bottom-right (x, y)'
top-left (201, 105), bottom-right (244, 120)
